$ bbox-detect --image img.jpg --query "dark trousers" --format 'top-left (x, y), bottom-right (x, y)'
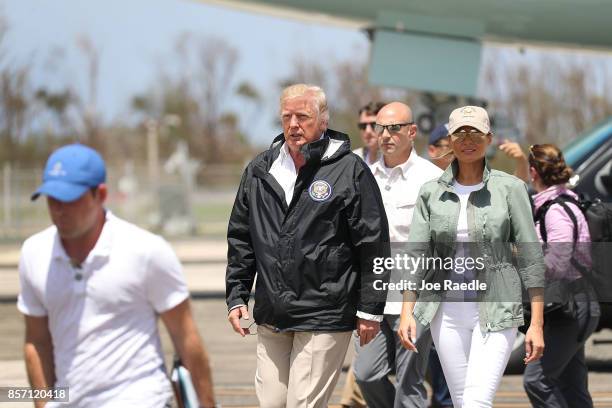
top-left (353, 315), bottom-right (432, 408)
top-left (523, 293), bottom-right (600, 408)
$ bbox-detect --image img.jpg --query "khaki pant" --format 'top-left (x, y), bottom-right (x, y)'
top-left (255, 325), bottom-right (352, 408)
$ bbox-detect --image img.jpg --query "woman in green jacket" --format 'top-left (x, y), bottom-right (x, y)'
top-left (398, 106), bottom-right (545, 407)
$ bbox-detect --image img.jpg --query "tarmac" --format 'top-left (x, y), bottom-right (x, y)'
top-left (1, 239), bottom-right (612, 407)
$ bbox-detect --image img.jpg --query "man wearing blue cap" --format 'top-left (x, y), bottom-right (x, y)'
top-left (427, 123), bottom-right (454, 171)
top-left (19, 144), bottom-right (217, 407)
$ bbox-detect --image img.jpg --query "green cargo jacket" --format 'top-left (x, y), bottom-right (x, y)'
top-left (407, 159), bottom-right (545, 333)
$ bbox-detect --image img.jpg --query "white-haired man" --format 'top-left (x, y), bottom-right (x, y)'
top-left (226, 84), bottom-right (390, 407)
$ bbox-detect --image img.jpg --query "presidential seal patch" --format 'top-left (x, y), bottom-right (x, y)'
top-left (308, 180), bottom-right (332, 202)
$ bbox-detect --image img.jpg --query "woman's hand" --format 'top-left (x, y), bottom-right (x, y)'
top-left (524, 324), bottom-right (545, 364)
top-left (397, 312), bottom-right (419, 353)
top-left (525, 288), bottom-right (545, 364)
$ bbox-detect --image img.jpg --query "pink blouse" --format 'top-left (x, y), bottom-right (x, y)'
top-left (532, 185), bottom-right (591, 280)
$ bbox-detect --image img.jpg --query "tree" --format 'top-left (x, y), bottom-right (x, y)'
top-left (0, 14), bottom-right (33, 163)
top-left (131, 33), bottom-right (255, 166)
top-left (75, 34), bottom-right (103, 149)
top-left (481, 48), bottom-right (612, 147)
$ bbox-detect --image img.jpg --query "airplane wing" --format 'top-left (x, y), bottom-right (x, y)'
top-left (197, 0), bottom-right (612, 95)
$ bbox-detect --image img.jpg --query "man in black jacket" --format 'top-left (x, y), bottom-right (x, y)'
top-left (226, 84), bottom-right (389, 407)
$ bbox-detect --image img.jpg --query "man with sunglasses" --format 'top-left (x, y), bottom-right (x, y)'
top-left (354, 102), bottom-right (386, 165)
top-left (353, 102), bottom-right (443, 408)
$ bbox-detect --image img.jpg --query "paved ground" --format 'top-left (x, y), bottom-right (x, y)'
top-left (2, 240), bottom-right (612, 407)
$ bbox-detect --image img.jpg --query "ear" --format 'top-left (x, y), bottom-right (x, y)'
top-left (485, 133), bottom-right (493, 147)
top-left (318, 117), bottom-right (328, 134)
top-left (427, 144), bottom-right (437, 158)
top-left (408, 123), bottom-right (417, 142)
top-left (96, 184), bottom-right (108, 204)
top-left (529, 167), bottom-right (538, 182)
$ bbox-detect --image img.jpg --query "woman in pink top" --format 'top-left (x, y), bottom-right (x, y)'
top-left (531, 147), bottom-right (591, 281)
top-left (524, 144), bottom-right (600, 408)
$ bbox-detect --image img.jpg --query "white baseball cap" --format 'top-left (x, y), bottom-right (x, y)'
top-left (448, 106), bottom-right (490, 135)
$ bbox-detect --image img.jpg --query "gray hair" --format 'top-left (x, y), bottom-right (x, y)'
top-left (280, 84), bottom-right (329, 124)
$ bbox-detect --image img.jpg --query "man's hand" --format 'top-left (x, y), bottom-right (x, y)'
top-left (24, 315), bottom-right (55, 408)
top-left (397, 313), bottom-right (418, 353)
top-left (228, 305), bottom-right (250, 337)
top-left (499, 140), bottom-right (529, 183)
top-left (524, 324), bottom-right (545, 364)
top-left (499, 140), bottom-right (527, 161)
top-left (161, 299), bottom-right (216, 407)
top-left (356, 318), bottom-right (380, 346)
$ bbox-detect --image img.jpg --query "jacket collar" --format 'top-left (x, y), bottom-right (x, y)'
top-left (255, 129), bottom-right (351, 177)
top-left (438, 158), bottom-right (491, 189)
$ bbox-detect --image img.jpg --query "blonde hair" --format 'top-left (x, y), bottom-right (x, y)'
top-left (280, 84), bottom-right (329, 124)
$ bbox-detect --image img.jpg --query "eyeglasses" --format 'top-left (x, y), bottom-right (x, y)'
top-left (374, 122), bottom-right (413, 135)
top-left (358, 121), bottom-right (376, 131)
top-left (528, 144), bottom-right (542, 175)
top-left (241, 320), bottom-right (258, 336)
top-left (528, 144), bottom-right (538, 161)
top-left (450, 129), bottom-right (487, 143)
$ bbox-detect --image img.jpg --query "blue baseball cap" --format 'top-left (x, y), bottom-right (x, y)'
top-left (32, 144), bottom-right (106, 202)
top-left (428, 123), bottom-right (450, 146)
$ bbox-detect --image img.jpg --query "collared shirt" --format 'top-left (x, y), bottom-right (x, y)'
top-left (18, 211), bottom-right (189, 407)
top-left (370, 151), bottom-right (443, 242)
top-left (269, 141), bottom-right (298, 206)
top-left (269, 133), bottom-right (329, 206)
top-left (267, 136), bottom-right (382, 322)
top-left (353, 147), bottom-right (380, 166)
top-left (370, 151), bottom-right (443, 314)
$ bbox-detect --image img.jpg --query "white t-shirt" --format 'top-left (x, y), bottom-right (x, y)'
top-left (453, 181), bottom-right (483, 243)
top-left (450, 181), bottom-right (484, 300)
top-left (370, 152), bottom-right (443, 314)
top-left (17, 211), bottom-right (189, 407)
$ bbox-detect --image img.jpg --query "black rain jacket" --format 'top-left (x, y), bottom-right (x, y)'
top-left (226, 129), bottom-right (389, 331)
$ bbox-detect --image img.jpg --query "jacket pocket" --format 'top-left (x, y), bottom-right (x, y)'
top-left (429, 213), bottom-right (449, 244)
top-left (321, 246), bottom-right (352, 303)
top-left (489, 263), bottom-right (522, 303)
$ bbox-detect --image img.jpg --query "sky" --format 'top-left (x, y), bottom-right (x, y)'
top-left (2, 0), bottom-right (611, 147)
top-left (2, 0), bottom-right (370, 146)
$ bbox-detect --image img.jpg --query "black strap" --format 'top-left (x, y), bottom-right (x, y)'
top-left (535, 194), bottom-right (592, 272)
top-left (555, 200), bottom-right (579, 248)
top-left (534, 194), bottom-right (581, 245)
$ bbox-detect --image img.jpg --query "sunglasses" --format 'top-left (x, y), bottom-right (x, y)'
top-left (528, 144), bottom-right (538, 161)
top-left (450, 129), bottom-right (487, 143)
top-left (528, 144), bottom-right (542, 175)
top-left (241, 320), bottom-right (258, 336)
top-left (374, 122), bottom-right (413, 135)
top-left (357, 121), bottom-right (376, 131)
